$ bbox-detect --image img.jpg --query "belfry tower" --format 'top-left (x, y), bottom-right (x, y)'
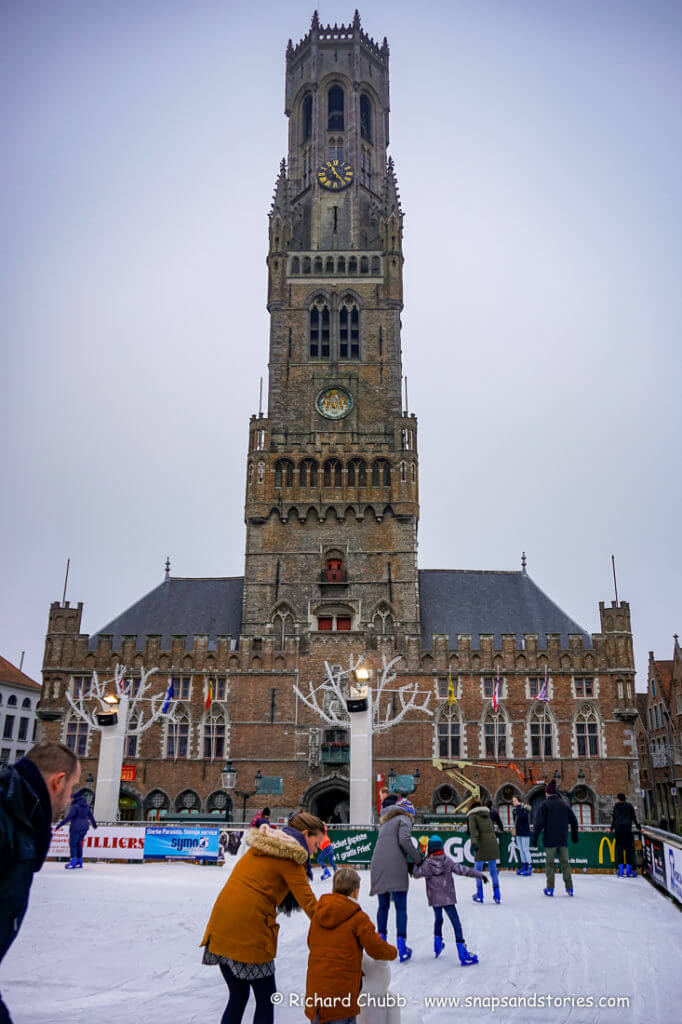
top-left (242, 11), bottom-right (420, 647)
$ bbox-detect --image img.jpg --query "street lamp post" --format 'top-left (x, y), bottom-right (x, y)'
top-left (234, 770), bottom-right (262, 824)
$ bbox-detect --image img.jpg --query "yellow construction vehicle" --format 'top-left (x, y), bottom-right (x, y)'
top-left (433, 758), bottom-right (544, 814)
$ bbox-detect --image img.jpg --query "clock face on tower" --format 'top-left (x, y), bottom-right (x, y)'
top-left (317, 160), bottom-right (354, 190)
top-left (316, 386), bottom-right (353, 420)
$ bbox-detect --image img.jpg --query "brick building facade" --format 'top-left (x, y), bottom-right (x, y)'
top-left (37, 12), bottom-right (640, 826)
top-left (635, 640), bottom-right (682, 828)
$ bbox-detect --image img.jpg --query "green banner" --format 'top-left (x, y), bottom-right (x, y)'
top-left (327, 827), bottom-right (622, 872)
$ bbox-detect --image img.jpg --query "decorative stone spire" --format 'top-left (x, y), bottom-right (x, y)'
top-left (383, 157), bottom-right (403, 217)
top-left (269, 159), bottom-right (289, 218)
top-left (311, 10), bottom-right (319, 31)
top-left (165, 557), bottom-right (171, 581)
top-left (521, 552), bottom-right (527, 573)
top-left (353, 9), bottom-right (361, 31)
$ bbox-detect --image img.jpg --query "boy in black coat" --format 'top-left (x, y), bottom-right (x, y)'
top-left (532, 780), bottom-right (579, 897)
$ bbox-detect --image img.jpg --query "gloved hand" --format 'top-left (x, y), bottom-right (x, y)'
top-left (481, 874), bottom-right (489, 884)
top-left (470, 844), bottom-right (478, 857)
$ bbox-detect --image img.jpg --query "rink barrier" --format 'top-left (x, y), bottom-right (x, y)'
top-left (46, 822), bottom-right (645, 872)
top-left (640, 826), bottom-right (682, 907)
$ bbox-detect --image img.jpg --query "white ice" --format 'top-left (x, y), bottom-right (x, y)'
top-left (3, 860), bottom-right (681, 1024)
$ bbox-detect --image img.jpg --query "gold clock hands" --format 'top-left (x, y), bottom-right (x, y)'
top-left (331, 165), bottom-right (344, 183)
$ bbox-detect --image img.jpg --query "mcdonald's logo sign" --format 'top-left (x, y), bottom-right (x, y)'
top-left (599, 836), bottom-right (616, 864)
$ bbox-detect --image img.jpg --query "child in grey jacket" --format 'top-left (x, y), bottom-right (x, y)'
top-left (412, 835), bottom-right (488, 964)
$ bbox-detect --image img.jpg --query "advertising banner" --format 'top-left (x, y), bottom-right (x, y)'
top-left (663, 841), bottom-right (682, 905)
top-left (643, 833), bottom-right (668, 888)
top-left (48, 826), bottom-right (145, 861)
top-left (327, 827), bottom-right (616, 870)
top-left (144, 826), bottom-right (219, 859)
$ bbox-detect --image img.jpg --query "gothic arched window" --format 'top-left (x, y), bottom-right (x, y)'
top-left (203, 707), bottom-right (226, 761)
top-left (437, 704), bottom-right (461, 758)
top-left (360, 93), bottom-right (372, 142)
top-left (339, 298), bottom-right (360, 359)
top-left (273, 607), bottom-right (294, 651)
top-left (529, 703), bottom-right (555, 758)
top-left (299, 458), bottom-right (318, 487)
top-left (309, 297), bottom-right (330, 358)
top-left (167, 706), bottom-right (190, 760)
top-left (65, 715), bottom-right (88, 757)
top-left (483, 708), bottom-right (508, 758)
top-left (323, 459), bottom-right (342, 488)
top-left (328, 85), bottom-right (344, 131)
top-left (302, 93), bottom-right (313, 142)
top-left (372, 459), bottom-right (390, 486)
top-left (126, 714), bottom-right (139, 758)
top-left (575, 705), bottom-right (601, 758)
top-left (372, 605), bottom-right (394, 635)
top-left (347, 458), bottom-right (367, 486)
top-left (275, 459), bottom-right (294, 487)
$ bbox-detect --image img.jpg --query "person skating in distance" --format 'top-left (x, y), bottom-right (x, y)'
top-left (412, 835), bottom-right (487, 964)
top-left (532, 779), bottom-right (579, 897)
top-left (55, 789), bottom-right (97, 868)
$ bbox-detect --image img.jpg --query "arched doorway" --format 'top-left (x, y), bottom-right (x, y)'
top-left (118, 786), bottom-right (143, 821)
top-left (302, 775), bottom-right (350, 824)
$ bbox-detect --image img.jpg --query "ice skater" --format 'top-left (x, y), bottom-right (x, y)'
top-left (55, 788), bottom-right (97, 868)
top-left (467, 799), bottom-right (502, 904)
top-left (512, 795), bottom-right (533, 876)
top-left (532, 779), bottom-right (579, 897)
top-left (201, 811), bottom-right (323, 1024)
top-left (316, 824), bottom-right (336, 880)
top-left (611, 793), bottom-right (640, 877)
top-left (305, 866), bottom-right (396, 1023)
top-left (413, 835), bottom-right (487, 964)
top-left (370, 797), bottom-right (423, 963)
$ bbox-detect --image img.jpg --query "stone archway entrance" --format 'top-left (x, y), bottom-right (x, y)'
top-left (301, 775), bottom-right (350, 824)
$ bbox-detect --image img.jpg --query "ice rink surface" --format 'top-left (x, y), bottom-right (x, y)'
top-left (3, 860), bottom-right (682, 1024)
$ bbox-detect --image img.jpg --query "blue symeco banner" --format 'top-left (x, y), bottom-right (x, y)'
top-left (144, 826), bottom-right (219, 859)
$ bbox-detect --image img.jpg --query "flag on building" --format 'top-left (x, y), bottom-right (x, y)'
top-left (447, 670), bottom-right (457, 706)
top-left (205, 678), bottom-right (213, 711)
top-left (492, 671), bottom-right (500, 713)
top-left (161, 676), bottom-right (174, 714)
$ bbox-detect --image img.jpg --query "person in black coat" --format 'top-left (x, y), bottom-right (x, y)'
top-left (0, 742), bottom-right (80, 1024)
top-left (610, 793), bottom-right (640, 877)
top-left (532, 780), bottom-right (579, 896)
top-left (55, 790), bottom-right (97, 868)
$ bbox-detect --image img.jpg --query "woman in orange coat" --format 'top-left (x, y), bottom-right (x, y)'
top-left (202, 811), bottom-right (324, 1024)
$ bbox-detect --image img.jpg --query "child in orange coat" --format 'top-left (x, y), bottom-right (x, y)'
top-left (306, 866), bottom-right (397, 1024)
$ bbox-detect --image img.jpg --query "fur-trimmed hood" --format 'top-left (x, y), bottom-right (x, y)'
top-left (246, 823), bottom-right (309, 866)
top-left (379, 805), bottom-right (414, 826)
top-left (466, 805), bottom-right (491, 819)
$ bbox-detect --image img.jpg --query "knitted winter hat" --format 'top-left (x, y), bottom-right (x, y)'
top-left (427, 834), bottom-right (444, 854)
top-left (396, 798), bottom-right (415, 816)
top-left (545, 779), bottom-right (557, 796)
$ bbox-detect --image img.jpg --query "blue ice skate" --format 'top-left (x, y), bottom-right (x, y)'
top-left (523, 863), bottom-right (533, 876)
top-left (472, 893), bottom-right (484, 903)
top-left (493, 886), bottom-right (501, 904)
top-left (543, 887), bottom-right (554, 897)
top-left (625, 865), bottom-right (637, 878)
top-left (565, 887), bottom-right (574, 896)
top-left (396, 937), bottom-right (412, 963)
top-left (457, 942), bottom-right (479, 966)
top-left (434, 936), bottom-right (445, 958)
top-left (616, 863), bottom-right (625, 877)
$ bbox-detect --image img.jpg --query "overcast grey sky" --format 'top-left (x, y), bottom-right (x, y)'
top-left (2, 0), bottom-right (680, 687)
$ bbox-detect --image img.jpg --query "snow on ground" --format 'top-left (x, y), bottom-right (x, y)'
top-left (3, 861), bottom-right (682, 1024)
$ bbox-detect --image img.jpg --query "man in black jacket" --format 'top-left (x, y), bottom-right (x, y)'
top-left (0, 741), bottom-right (80, 1023)
top-left (532, 779), bottom-right (580, 897)
top-left (611, 793), bottom-right (640, 877)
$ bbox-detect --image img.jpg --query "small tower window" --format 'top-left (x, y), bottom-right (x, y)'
top-left (328, 85), bottom-right (344, 131)
top-left (329, 137), bottom-right (344, 162)
top-left (347, 458), bottom-right (367, 486)
top-left (360, 94), bottom-right (372, 142)
top-left (339, 299), bottom-right (360, 359)
top-left (313, 256), bottom-right (323, 274)
top-left (372, 459), bottom-right (390, 486)
top-left (323, 459), bottom-right (342, 487)
top-left (300, 459), bottom-right (318, 487)
top-left (325, 556), bottom-right (343, 582)
top-left (275, 459), bottom-right (294, 487)
top-left (302, 93), bottom-right (313, 142)
top-left (309, 298), bottom-right (330, 358)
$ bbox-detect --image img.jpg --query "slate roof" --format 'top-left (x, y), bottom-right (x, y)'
top-left (418, 570), bottom-right (592, 651)
top-left (88, 578), bottom-right (243, 652)
top-left (0, 654), bottom-right (41, 691)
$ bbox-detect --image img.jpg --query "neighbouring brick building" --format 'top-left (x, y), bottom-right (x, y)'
top-left (1, 654), bottom-right (41, 768)
top-left (37, 12), bottom-right (640, 826)
top-left (635, 639), bottom-right (682, 828)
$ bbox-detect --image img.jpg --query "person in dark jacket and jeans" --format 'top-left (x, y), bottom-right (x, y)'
top-left (532, 780), bottom-right (579, 897)
top-left (55, 790), bottom-right (97, 868)
top-left (0, 742), bottom-right (80, 1024)
top-left (413, 835), bottom-right (487, 964)
top-left (512, 796), bottom-right (533, 876)
top-left (610, 793), bottom-right (640, 877)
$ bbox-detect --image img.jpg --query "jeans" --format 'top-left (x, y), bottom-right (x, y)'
top-left (313, 1016), bottom-right (356, 1024)
top-left (376, 890), bottom-right (407, 937)
top-left (219, 962), bottom-right (276, 1024)
top-left (474, 860), bottom-right (499, 898)
top-left (516, 835), bottom-right (531, 863)
top-left (317, 846), bottom-right (336, 870)
top-left (433, 904), bottom-right (464, 943)
top-left (544, 846), bottom-right (572, 888)
top-left (70, 828), bottom-right (88, 861)
top-left (614, 827), bottom-right (635, 869)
